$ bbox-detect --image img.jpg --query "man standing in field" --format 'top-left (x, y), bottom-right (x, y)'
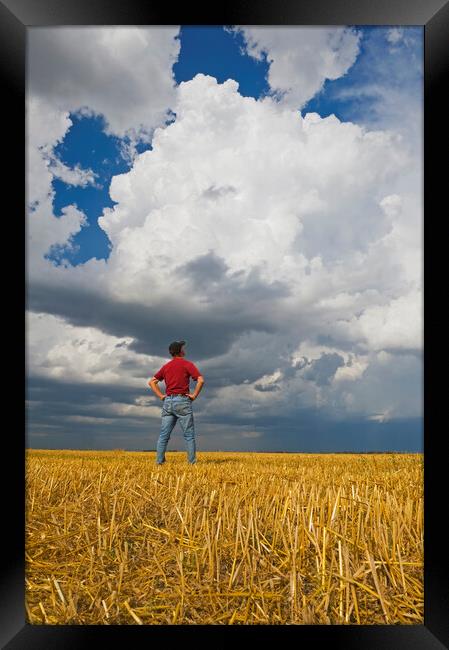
top-left (148, 340), bottom-right (204, 466)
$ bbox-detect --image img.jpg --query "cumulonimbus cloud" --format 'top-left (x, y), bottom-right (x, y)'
top-left (26, 28), bottom-right (423, 443)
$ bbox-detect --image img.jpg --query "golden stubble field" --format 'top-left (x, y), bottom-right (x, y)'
top-left (25, 449), bottom-right (423, 625)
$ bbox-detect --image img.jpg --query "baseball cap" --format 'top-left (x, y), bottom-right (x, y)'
top-left (168, 340), bottom-right (186, 355)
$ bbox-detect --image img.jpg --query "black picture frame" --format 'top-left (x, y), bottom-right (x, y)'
top-left (3, 0), bottom-right (448, 647)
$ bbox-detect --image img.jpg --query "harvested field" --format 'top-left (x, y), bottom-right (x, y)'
top-left (25, 449), bottom-right (423, 624)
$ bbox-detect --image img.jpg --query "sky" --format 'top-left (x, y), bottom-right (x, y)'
top-left (26, 25), bottom-right (423, 452)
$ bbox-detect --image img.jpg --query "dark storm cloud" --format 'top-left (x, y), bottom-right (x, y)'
top-left (178, 250), bottom-right (229, 287)
top-left (260, 417), bottom-right (422, 453)
top-left (176, 251), bottom-right (291, 302)
top-left (26, 375), bottom-right (161, 449)
top-left (263, 417), bottom-right (423, 453)
top-left (27, 376), bottom-right (143, 411)
top-left (27, 259), bottom-right (291, 361)
top-left (281, 356), bottom-right (309, 380)
top-left (303, 352), bottom-right (345, 386)
top-left (27, 282), bottom-right (250, 359)
top-left (196, 406), bottom-right (423, 453)
top-left (379, 347), bottom-right (423, 359)
top-left (27, 421), bottom-right (156, 452)
top-left (198, 331), bottom-right (301, 389)
top-left (26, 373), bottom-right (423, 453)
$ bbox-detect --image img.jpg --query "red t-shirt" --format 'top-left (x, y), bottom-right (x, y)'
top-left (154, 357), bottom-right (201, 395)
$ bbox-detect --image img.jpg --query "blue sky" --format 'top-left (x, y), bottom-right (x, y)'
top-left (27, 25), bottom-right (423, 452)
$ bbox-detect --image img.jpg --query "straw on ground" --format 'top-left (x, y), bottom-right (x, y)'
top-left (25, 450), bottom-right (423, 625)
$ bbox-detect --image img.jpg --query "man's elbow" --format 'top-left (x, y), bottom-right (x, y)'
top-left (197, 376), bottom-right (205, 384)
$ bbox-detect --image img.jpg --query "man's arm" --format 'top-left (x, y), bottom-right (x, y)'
top-left (187, 375), bottom-right (205, 401)
top-left (148, 377), bottom-right (166, 400)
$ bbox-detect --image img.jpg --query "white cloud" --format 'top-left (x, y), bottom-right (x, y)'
top-left (333, 357), bottom-right (369, 383)
top-left (329, 28), bottom-right (423, 162)
top-left (233, 26), bottom-right (361, 108)
top-left (92, 75), bottom-right (411, 303)
top-left (45, 154), bottom-right (99, 188)
top-left (330, 352), bottom-right (422, 420)
top-left (330, 289), bottom-right (422, 352)
top-left (26, 33), bottom-right (423, 428)
top-left (386, 28), bottom-right (403, 45)
top-left (27, 203), bottom-right (88, 268)
top-left (376, 350), bottom-right (392, 364)
top-left (28, 27), bottom-right (181, 138)
top-left (106, 402), bottom-right (162, 419)
top-left (26, 95), bottom-right (73, 207)
top-left (380, 193), bottom-right (402, 220)
top-left (367, 408), bottom-right (393, 423)
top-left (27, 27), bottom-right (182, 267)
top-left (26, 311), bottom-right (162, 387)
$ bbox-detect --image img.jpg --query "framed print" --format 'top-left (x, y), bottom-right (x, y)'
top-left (2, 0), bottom-right (448, 647)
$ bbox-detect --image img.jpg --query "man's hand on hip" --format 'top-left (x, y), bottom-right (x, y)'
top-left (187, 393), bottom-right (196, 401)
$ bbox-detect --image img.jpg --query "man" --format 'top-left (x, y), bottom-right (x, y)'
top-left (148, 340), bottom-right (204, 465)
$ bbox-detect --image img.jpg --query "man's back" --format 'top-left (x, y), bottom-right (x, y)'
top-left (154, 357), bottom-right (200, 395)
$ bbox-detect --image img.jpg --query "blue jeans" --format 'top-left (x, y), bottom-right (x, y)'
top-left (156, 395), bottom-right (196, 464)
